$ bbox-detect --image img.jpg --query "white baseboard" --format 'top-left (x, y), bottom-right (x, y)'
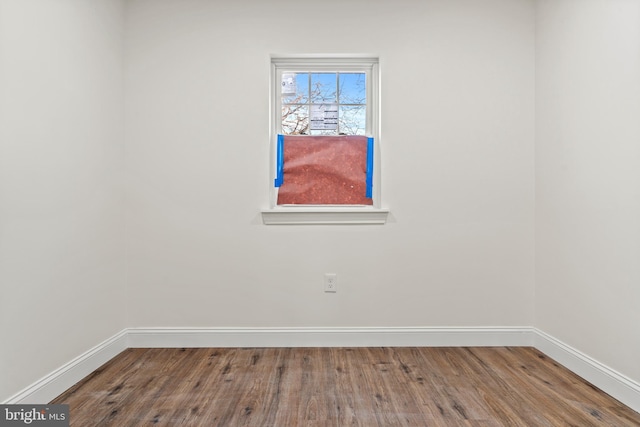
top-left (533, 328), bottom-right (640, 413)
top-left (127, 326), bottom-right (534, 348)
top-left (4, 330), bottom-right (128, 405)
top-left (4, 327), bottom-right (639, 414)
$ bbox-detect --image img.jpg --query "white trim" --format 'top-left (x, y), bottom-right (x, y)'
top-left (127, 326), bottom-right (533, 348)
top-left (4, 327), bottom-right (639, 414)
top-left (261, 207), bottom-right (389, 225)
top-left (270, 54), bottom-right (380, 63)
top-left (3, 330), bottom-right (128, 404)
top-left (534, 328), bottom-right (640, 413)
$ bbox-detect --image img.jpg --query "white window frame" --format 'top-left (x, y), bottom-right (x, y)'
top-left (261, 55), bottom-right (388, 225)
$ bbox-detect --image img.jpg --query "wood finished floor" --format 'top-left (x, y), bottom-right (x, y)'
top-left (51, 347), bottom-right (640, 426)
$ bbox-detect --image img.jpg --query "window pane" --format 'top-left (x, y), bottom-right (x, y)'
top-left (282, 73), bottom-right (309, 104)
top-left (339, 106), bottom-right (366, 135)
top-left (339, 73), bottom-right (366, 104)
top-left (310, 104), bottom-right (338, 131)
top-left (310, 73), bottom-right (337, 103)
top-left (282, 105), bottom-right (309, 135)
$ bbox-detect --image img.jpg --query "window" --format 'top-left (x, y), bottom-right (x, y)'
top-left (281, 72), bottom-right (367, 136)
top-left (262, 56), bottom-right (388, 225)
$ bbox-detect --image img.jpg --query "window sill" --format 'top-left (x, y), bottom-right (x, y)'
top-left (261, 207), bottom-right (389, 225)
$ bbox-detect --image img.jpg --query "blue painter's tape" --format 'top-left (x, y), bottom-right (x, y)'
top-left (275, 134), bottom-right (284, 187)
top-left (366, 137), bottom-right (374, 198)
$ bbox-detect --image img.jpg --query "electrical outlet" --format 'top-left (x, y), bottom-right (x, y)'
top-left (324, 273), bottom-right (337, 293)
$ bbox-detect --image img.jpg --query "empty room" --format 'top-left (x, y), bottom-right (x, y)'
top-left (1, 0), bottom-right (639, 425)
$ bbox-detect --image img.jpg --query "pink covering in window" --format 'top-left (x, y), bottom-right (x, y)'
top-left (277, 135), bottom-right (372, 205)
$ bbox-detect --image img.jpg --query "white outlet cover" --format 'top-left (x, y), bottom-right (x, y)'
top-left (324, 273), bottom-right (337, 293)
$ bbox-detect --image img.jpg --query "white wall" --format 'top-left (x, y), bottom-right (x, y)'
top-left (0, 0), bottom-right (126, 401)
top-left (124, 0), bottom-right (535, 328)
top-left (536, 0), bottom-right (640, 384)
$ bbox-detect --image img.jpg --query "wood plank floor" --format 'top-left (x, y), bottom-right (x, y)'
top-left (51, 347), bottom-right (640, 426)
